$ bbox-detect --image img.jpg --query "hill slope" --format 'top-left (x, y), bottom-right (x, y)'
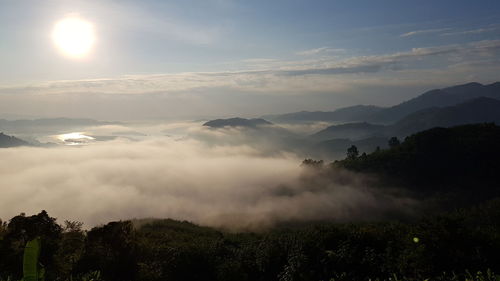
top-left (261, 82), bottom-right (500, 125)
top-left (391, 97), bottom-right (500, 136)
top-left (371, 82), bottom-right (500, 123)
top-left (309, 97), bottom-right (500, 140)
top-left (337, 123), bottom-right (500, 191)
top-left (0, 117), bottom-right (119, 134)
top-left (310, 122), bottom-right (386, 140)
top-left (0, 132), bottom-right (30, 147)
top-left (262, 105), bottom-right (384, 123)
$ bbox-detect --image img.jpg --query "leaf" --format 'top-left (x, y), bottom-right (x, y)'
top-left (23, 237), bottom-right (41, 281)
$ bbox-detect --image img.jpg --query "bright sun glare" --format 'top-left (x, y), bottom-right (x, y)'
top-left (52, 16), bottom-right (95, 59)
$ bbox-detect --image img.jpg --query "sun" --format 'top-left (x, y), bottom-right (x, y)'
top-left (52, 16), bottom-right (95, 59)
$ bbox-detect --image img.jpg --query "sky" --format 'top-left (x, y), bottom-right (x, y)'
top-left (1, 0), bottom-right (500, 120)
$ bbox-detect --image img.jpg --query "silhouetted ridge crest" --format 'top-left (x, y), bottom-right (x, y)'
top-left (0, 132), bottom-right (29, 147)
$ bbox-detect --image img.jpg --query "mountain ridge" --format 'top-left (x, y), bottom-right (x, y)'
top-left (262, 82), bottom-right (500, 124)
top-left (0, 132), bottom-right (30, 148)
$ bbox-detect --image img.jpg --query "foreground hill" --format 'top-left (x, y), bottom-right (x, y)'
top-left (337, 123), bottom-right (500, 193)
top-left (0, 132), bottom-right (29, 147)
top-left (203, 117), bottom-right (272, 128)
top-left (4, 201), bottom-right (500, 281)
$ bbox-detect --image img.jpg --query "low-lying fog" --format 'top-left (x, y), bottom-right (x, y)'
top-left (0, 120), bottom-right (415, 230)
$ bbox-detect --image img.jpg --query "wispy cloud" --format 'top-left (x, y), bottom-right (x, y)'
top-left (400, 28), bottom-right (451, 37)
top-left (441, 26), bottom-right (500, 36)
top-left (296, 47), bottom-right (346, 56)
top-left (2, 40), bottom-right (499, 96)
top-left (1, 40), bottom-right (499, 119)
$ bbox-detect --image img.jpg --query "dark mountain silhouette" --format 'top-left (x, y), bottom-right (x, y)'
top-left (261, 82), bottom-right (500, 124)
top-left (310, 122), bottom-right (385, 140)
top-left (310, 97), bottom-right (500, 141)
top-left (371, 82), bottom-right (500, 123)
top-left (0, 132), bottom-right (30, 147)
top-left (262, 105), bottom-right (383, 123)
top-left (203, 118), bottom-right (272, 128)
top-left (391, 97), bottom-right (500, 137)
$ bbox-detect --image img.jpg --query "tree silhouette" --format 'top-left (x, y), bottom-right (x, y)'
top-left (347, 145), bottom-right (359, 160)
top-left (301, 159), bottom-right (324, 168)
top-left (388, 137), bottom-right (401, 148)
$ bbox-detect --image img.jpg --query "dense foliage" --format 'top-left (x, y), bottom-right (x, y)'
top-left (336, 123), bottom-right (500, 193)
top-left (2, 201), bottom-right (500, 281)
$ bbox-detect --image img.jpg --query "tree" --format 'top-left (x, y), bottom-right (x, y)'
top-left (54, 220), bottom-right (86, 279)
top-left (360, 152), bottom-right (368, 160)
top-left (388, 137), bottom-right (401, 148)
top-left (347, 145), bottom-right (359, 160)
top-left (77, 221), bottom-right (138, 281)
top-left (0, 211), bottom-right (62, 280)
top-left (301, 159), bottom-right (324, 168)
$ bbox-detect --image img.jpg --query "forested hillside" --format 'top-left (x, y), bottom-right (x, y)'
top-left (2, 202), bottom-right (500, 281)
top-left (336, 123), bottom-right (500, 192)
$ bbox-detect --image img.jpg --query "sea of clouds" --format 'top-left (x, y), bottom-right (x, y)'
top-left (0, 121), bottom-right (416, 230)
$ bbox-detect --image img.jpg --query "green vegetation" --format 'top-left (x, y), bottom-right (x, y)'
top-left (22, 237), bottom-right (44, 281)
top-left (336, 123), bottom-right (500, 194)
top-left (2, 201), bottom-right (500, 281)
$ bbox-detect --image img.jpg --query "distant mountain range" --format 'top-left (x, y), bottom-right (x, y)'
top-left (310, 122), bottom-right (385, 141)
top-left (0, 132), bottom-right (29, 148)
top-left (0, 117), bottom-right (113, 127)
top-left (0, 118), bottom-right (119, 134)
top-left (264, 82), bottom-right (500, 124)
top-left (371, 82), bottom-right (500, 123)
top-left (312, 97), bottom-right (500, 140)
top-left (262, 105), bottom-right (383, 123)
top-left (390, 97), bottom-right (500, 136)
top-left (198, 82), bottom-right (500, 160)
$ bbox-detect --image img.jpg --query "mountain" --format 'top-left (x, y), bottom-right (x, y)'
top-left (309, 97), bottom-right (500, 140)
top-left (391, 97), bottom-right (500, 137)
top-left (371, 82), bottom-right (500, 123)
top-left (261, 82), bottom-right (500, 125)
top-left (310, 122), bottom-right (386, 141)
top-left (203, 118), bottom-right (272, 128)
top-left (0, 118), bottom-right (119, 134)
top-left (0, 117), bottom-right (114, 127)
top-left (262, 105), bottom-right (384, 123)
top-left (0, 132), bottom-right (30, 147)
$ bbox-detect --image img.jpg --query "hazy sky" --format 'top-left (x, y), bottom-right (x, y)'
top-left (1, 0), bottom-right (500, 119)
